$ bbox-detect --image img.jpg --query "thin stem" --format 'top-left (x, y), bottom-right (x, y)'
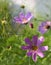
top-left (29, 57), bottom-right (30, 65)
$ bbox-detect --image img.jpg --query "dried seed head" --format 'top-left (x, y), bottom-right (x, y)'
top-left (21, 5), bottom-right (25, 9)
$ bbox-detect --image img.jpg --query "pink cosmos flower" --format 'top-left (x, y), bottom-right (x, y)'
top-left (21, 35), bottom-right (48, 62)
top-left (39, 21), bottom-right (51, 34)
top-left (14, 12), bottom-right (33, 24)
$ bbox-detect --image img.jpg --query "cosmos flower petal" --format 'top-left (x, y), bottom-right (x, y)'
top-left (39, 36), bottom-right (44, 42)
top-left (32, 52), bottom-right (37, 62)
top-left (39, 46), bottom-right (48, 51)
top-left (39, 26), bottom-right (47, 34)
top-left (47, 21), bottom-right (51, 25)
top-left (41, 22), bottom-right (46, 26)
top-left (32, 35), bottom-right (38, 45)
top-left (27, 51), bottom-right (32, 56)
top-left (19, 12), bottom-right (25, 19)
top-left (37, 50), bottom-right (44, 58)
top-left (25, 38), bottom-right (32, 45)
top-left (21, 46), bottom-right (30, 50)
top-left (14, 16), bottom-right (22, 23)
top-left (25, 12), bottom-right (33, 22)
top-left (37, 36), bottom-right (44, 46)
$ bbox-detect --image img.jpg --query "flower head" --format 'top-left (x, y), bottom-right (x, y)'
top-left (39, 21), bottom-right (51, 34)
top-left (29, 23), bottom-right (34, 28)
top-left (21, 35), bottom-right (48, 62)
top-left (14, 12), bottom-right (33, 24)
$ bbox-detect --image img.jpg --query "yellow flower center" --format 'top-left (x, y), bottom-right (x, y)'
top-left (32, 46), bottom-right (38, 51)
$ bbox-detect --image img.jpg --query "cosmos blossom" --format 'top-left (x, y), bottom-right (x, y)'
top-left (38, 21), bottom-right (51, 34)
top-left (14, 12), bottom-right (33, 24)
top-left (21, 35), bottom-right (48, 62)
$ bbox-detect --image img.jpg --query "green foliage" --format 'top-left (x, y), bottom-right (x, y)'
top-left (0, 0), bottom-right (51, 65)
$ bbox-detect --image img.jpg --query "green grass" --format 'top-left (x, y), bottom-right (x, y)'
top-left (0, 0), bottom-right (51, 65)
